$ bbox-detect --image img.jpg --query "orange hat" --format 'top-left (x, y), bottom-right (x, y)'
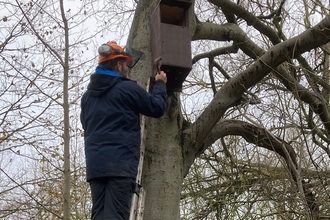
top-left (98, 41), bottom-right (132, 64)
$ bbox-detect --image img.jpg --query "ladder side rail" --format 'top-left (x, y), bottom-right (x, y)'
top-left (129, 78), bottom-right (150, 220)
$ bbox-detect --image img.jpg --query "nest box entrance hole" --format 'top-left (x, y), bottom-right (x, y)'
top-left (160, 4), bottom-right (188, 27)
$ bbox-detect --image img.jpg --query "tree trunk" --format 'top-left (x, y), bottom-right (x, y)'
top-left (142, 106), bottom-right (184, 220)
top-left (127, 0), bottom-right (191, 218)
top-left (60, 0), bottom-right (71, 219)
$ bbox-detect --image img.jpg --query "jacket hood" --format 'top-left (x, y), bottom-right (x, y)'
top-left (87, 66), bottom-right (124, 97)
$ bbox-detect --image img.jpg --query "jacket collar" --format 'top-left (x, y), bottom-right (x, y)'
top-left (94, 66), bottom-right (123, 78)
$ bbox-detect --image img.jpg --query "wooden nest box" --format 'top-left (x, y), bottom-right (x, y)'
top-left (150, 0), bottom-right (192, 92)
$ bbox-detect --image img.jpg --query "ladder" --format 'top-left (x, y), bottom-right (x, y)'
top-left (129, 57), bottom-right (162, 220)
top-left (129, 114), bottom-right (148, 220)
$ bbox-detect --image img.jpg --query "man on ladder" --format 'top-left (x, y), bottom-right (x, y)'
top-left (80, 41), bottom-right (167, 220)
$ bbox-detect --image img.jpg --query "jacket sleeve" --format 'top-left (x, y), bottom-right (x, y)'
top-left (125, 80), bottom-right (167, 118)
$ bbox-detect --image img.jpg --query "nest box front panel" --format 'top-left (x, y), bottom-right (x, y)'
top-left (150, 2), bottom-right (192, 91)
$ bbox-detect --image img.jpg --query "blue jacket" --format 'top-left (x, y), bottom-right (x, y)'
top-left (80, 66), bottom-right (167, 181)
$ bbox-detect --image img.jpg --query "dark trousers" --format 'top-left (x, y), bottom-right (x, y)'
top-left (89, 177), bottom-right (135, 220)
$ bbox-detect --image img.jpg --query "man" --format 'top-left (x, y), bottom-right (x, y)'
top-left (80, 41), bottom-right (167, 219)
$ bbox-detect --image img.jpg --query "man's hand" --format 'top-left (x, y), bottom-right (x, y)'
top-left (155, 71), bottom-right (167, 83)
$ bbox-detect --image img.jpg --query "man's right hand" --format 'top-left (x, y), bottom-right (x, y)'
top-left (155, 71), bottom-right (167, 83)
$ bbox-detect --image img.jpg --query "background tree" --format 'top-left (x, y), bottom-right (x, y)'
top-left (0, 0), bottom-right (134, 218)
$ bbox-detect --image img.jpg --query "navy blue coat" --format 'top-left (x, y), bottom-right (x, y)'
top-left (80, 68), bottom-right (167, 181)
